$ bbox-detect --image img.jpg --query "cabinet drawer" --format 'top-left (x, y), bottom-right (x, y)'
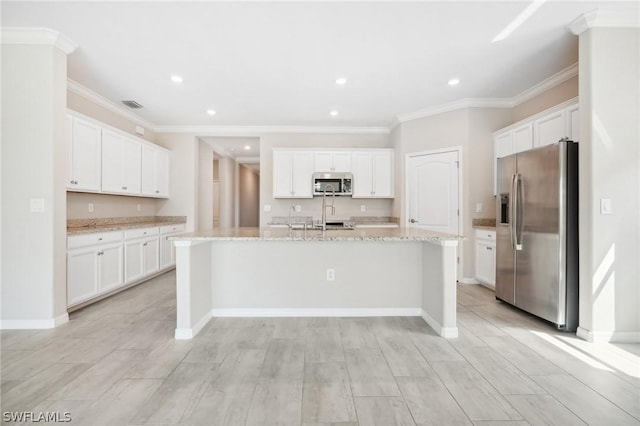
top-left (124, 227), bottom-right (160, 240)
top-left (474, 229), bottom-right (496, 241)
top-left (68, 231), bottom-right (123, 249)
top-left (160, 223), bottom-right (185, 235)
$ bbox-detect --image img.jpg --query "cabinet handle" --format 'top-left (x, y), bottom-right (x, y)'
top-left (486, 246), bottom-right (493, 251)
top-left (143, 242), bottom-right (148, 246)
top-left (155, 190), bottom-right (159, 194)
top-left (122, 186), bottom-right (127, 190)
top-left (97, 251), bottom-right (103, 256)
top-left (98, 237), bottom-right (103, 241)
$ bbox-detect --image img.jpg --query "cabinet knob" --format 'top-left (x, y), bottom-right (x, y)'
top-left (155, 190), bottom-right (159, 194)
top-left (122, 186), bottom-right (127, 190)
top-left (486, 246), bottom-right (493, 251)
top-left (143, 243), bottom-right (147, 246)
top-left (98, 237), bottom-right (103, 241)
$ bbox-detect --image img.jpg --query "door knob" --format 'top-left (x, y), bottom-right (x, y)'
top-left (409, 218), bottom-right (417, 223)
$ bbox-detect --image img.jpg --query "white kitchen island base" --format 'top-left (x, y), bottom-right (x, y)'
top-left (171, 228), bottom-right (460, 339)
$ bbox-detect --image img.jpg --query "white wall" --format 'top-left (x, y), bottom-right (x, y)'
top-left (259, 133), bottom-right (392, 227)
top-left (218, 156), bottom-right (236, 228)
top-left (155, 133), bottom-right (199, 232)
top-left (1, 44), bottom-right (68, 326)
top-left (577, 28), bottom-right (640, 341)
top-left (197, 140), bottom-right (214, 231)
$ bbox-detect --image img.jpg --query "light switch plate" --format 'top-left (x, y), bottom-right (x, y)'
top-left (295, 205), bottom-right (302, 212)
top-left (88, 203), bottom-right (94, 213)
top-left (264, 204), bottom-right (271, 212)
top-left (30, 198), bottom-right (45, 213)
top-left (475, 203), bottom-right (483, 213)
top-left (360, 205), bottom-right (366, 212)
top-left (600, 198), bottom-right (612, 215)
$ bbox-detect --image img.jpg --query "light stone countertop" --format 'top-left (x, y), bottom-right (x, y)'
top-left (472, 225), bottom-right (496, 231)
top-left (67, 216), bottom-right (186, 235)
top-left (169, 227), bottom-right (462, 244)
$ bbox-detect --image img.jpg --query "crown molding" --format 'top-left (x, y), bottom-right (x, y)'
top-left (397, 98), bottom-right (512, 124)
top-left (155, 125), bottom-right (390, 135)
top-left (67, 78), bottom-right (156, 130)
top-left (511, 62), bottom-right (578, 106)
top-left (1, 27), bottom-right (77, 54)
top-left (568, 9), bottom-right (640, 35)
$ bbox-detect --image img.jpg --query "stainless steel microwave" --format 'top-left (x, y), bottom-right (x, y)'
top-left (312, 173), bottom-right (353, 196)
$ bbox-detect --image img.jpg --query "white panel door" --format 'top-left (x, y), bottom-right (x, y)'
top-left (313, 152), bottom-right (333, 172)
top-left (101, 129), bottom-right (124, 193)
top-left (155, 149), bottom-right (170, 197)
top-left (124, 240), bottom-right (144, 284)
top-left (352, 151), bottom-right (373, 197)
top-left (407, 150), bottom-right (459, 235)
top-left (141, 145), bottom-right (157, 196)
top-left (68, 117), bottom-right (101, 191)
top-left (121, 138), bottom-right (142, 194)
top-left (332, 152), bottom-right (352, 172)
top-left (566, 104), bottom-right (579, 142)
top-left (372, 150), bottom-right (393, 197)
top-left (160, 235), bottom-right (174, 269)
top-left (534, 110), bottom-right (566, 147)
top-left (143, 237), bottom-right (160, 275)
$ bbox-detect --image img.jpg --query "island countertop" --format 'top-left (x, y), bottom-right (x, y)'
top-left (169, 226), bottom-right (462, 244)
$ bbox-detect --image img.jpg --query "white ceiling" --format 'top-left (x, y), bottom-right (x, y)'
top-left (200, 136), bottom-right (260, 161)
top-left (2, 1), bottom-right (638, 128)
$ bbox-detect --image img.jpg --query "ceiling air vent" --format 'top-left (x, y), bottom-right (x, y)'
top-left (121, 100), bottom-right (143, 109)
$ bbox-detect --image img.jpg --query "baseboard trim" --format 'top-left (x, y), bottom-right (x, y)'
top-left (577, 327), bottom-right (640, 343)
top-left (1, 313), bottom-right (69, 330)
top-left (458, 277), bottom-right (480, 285)
top-left (210, 307), bottom-right (422, 317)
top-left (420, 309), bottom-right (458, 338)
top-left (174, 310), bottom-right (213, 340)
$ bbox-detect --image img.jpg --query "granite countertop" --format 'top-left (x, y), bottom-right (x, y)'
top-left (67, 216), bottom-right (187, 235)
top-left (169, 226), bottom-right (461, 244)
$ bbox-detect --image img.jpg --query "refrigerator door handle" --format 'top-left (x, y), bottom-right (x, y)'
top-left (515, 174), bottom-right (523, 251)
top-left (510, 174), bottom-right (517, 250)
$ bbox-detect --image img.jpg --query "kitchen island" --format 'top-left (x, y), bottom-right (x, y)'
top-left (170, 227), bottom-right (461, 339)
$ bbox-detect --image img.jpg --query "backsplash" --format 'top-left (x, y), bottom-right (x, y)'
top-left (68, 216), bottom-right (186, 229)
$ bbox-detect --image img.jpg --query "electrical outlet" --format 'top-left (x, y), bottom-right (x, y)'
top-left (88, 203), bottom-right (94, 213)
top-left (137, 204), bottom-right (142, 212)
top-left (326, 268), bottom-right (335, 281)
top-left (600, 198), bottom-right (612, 215)
top-left (475, 203), bottom-right (483, 213)
top-left (295, 205), bottom-right (302, 212)
top-left (360, 205), bottom-right (366, 212)
top-left (264, 204), bottom-right (271, 212)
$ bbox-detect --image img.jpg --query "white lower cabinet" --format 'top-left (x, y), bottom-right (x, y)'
top-left (67, 223), bottom-right (183, 308)
top-left (474, 229), bottom-right (496, 288)
top-left (160, 224), bottom-right (185, 269)
top-left (124, 227), bottom-right (160, 284)
top-left (67, 231), bottom-right (124, 306)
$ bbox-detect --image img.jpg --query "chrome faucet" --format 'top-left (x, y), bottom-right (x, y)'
top-left (288, 205), bottom-right (296, 229)
top-left (321, 184), bottom-right (336, 232)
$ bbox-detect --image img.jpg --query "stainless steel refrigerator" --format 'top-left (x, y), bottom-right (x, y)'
top-left (495, 139), bottom-right (579, 331)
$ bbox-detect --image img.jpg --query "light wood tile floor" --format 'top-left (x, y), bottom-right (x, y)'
top-left (1, 271), bottom-right (639, 425)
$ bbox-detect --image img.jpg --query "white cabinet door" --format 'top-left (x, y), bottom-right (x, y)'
top-left (352, 151), bottom-right (373, 197)
top-left (475, 240), bottom-right (496, 286)
top-left (160, 235), bottom-right (174, 269)
top-left (566, 104), bottom-right (579, 142)
top-left (494, 132), bottom-right (513, 158)
top-left (291, 151), bottom-right (313, 198)
top-left (143, 237), bottom-right (160, 275)
top-left (142, 145), bottom-right (170, 197)
top-left (67, 247), bottom-right (99, 305)
top-left (513, 123), bottom-right (533, 153)
top-left (124, 240), bottom-right (144, 284)
top-left (314, 151), bottom-right (352, 172)
top-left (313, 152), bottom-right (333, 172)
top-left (273, 150), bottom-right (313, 198)
top-left (101, 130), bottom-right (142, 195)
top-left (372, 150), bottom-right (393, 197)
top-left (99, 243), bottom-right (124, 293)
top-left (332, 152), bottom-right (352, 172)
top-left (352, 150), bottom-right (393, 198)
top-left (534, 110), bottom-right (566, 147)
top-left (273, 150), bottom-right (293, 197)
top-left (68, 117), bottom-right (101, 191)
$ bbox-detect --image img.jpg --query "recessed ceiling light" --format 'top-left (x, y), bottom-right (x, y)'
top-left (170, 75), bottom-right (183, 84)
top-left (207, 109), bottom-right (216, 116)
top-left (448, 78), bottom-right (460, 86)
top-left (244, 145), bottom-right (251, 150)
top-left (335, 77), bottom-right (347, 85)
top-left (330, 110), bottom-right (339, 117)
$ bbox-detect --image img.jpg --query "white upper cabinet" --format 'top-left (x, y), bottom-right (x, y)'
top-left (67, 116), bottom-right (102, 191)
top-left (352, 149), bottom-right (394, 198)
top-left (101, 129), bottom-right (142, 195)
top-left (141, 144), bottom-right (170, 198)
top-left (273, 150), bottom-right (313, 198)
top-left (513, 123), bottom-right (533, 153)
top-left (492, 99), bottom-right (578, 195)
top-left (313, 151), bottom-right (352, 172)
top-left (534, 109), bottom-right (566, 147)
